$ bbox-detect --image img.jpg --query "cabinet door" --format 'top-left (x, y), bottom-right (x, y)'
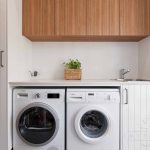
top-left (120, 0), bottom-right (149, 36)
top-left (0, 0), bottom-right (6, 50)
top-left (0, 0), bottom-right (8, 149)
top-left (23, 0), bottom-right (55, 40)
top-left (64, 0), bottom-right (87, 36)
top-left (0, 50), bottom-right (7, 150)
top-left (148, 0), bottom-right (150, 35)
top-left (87, 0), bottom-right (119, 36)
top-left (122, 85), bottom-right (150, 150)
top-left (55, 0), bottom-right (65, 35)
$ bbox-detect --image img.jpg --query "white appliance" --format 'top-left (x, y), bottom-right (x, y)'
top-left (67, 88), bottom-right (120, 150)
top-left (13, 88), bottom-right (65, 150)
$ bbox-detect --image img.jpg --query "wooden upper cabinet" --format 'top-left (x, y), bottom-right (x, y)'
top-left (64, 0), bottom-right (87, 36)
top-left (120, 0), bottom-right (149, 36)
top-left (55, 0), bottom-right (65, 35)
top-left (22, 0), bottom-right (149, 41)
top-left (87, 0), bottom-right (119, 36)
top-left (23, 0), bottom-right (55, 40)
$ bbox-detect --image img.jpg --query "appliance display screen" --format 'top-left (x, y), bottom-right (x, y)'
top-left (47, 93), bottom-right (60, 99)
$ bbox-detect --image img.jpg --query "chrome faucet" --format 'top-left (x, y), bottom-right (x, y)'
top-left (29, 71), bottom-right (38, 77)
top-left (120, 69), bottom-right (130, 79)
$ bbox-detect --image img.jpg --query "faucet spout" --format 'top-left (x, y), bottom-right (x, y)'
top-left (120, 69), bottom-right (130, 79)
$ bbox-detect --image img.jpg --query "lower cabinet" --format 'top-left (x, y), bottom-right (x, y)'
top-left (122, 85), bottom-right (150, 150)
top-left (0, 49), bottom-right (8, 150)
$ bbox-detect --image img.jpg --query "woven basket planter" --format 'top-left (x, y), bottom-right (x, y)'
top-left (64, 69), bottom-right (82, 80)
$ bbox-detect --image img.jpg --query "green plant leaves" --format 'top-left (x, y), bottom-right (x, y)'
top-left (64, 59), bottom-right (81, 69)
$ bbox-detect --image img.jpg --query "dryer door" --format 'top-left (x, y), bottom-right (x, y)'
top-left (75, 106), bottom-right (110, 144)
top-left (16, 103), bottom-right (59, 146)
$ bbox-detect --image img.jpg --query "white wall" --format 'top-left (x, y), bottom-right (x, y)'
top-left (32, 42), bottom-right (139, 80)
top-left (7, 0), bottom-right (32, 82)
top-left (139, 37), bottom-right (150, 79)
top-left (7, 0), bottom-right (139, 82)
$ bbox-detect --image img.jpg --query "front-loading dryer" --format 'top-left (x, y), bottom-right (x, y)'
top-left (67, 88), bottom-right (120, 150)
top-left (13, 88), bottom-right (65, 150)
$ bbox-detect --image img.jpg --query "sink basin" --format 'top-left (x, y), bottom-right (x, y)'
top-left (114, 79), bottom-right (150, 82)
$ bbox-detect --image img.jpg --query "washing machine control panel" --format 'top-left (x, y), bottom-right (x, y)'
top-left (15, 89), bottom-right (65, 101)
top-left (106, 94), bottom-right (111, 101)
top-left (34, 93), bottom-right (41, 99)
top-left (33, 93), bottom-right (60, 99)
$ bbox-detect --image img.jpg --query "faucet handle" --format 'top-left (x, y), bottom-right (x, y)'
top-left (126, 69), bottom-right (130, 72)
top-left (120, 68), bottom-right (125, 73)
top-left (29, 71), bottom-right (38, 77)
top-left (120, 68), bottom-right (130, 73)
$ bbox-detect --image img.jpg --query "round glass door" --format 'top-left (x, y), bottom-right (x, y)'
top-left (80, 110), bottom-right (108, 138)
top-left (17, 103), bottom-right (59, 146)
top-left (75, 106), bottom-right (110, 144)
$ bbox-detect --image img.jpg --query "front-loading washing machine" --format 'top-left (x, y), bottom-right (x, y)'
top-left (13, 88), bottom-right (65, 150)
top-left (67, 88), bottom-right (120, 150)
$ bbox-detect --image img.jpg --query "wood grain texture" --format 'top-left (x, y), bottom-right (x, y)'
top-left (25, 35), bottom-right (147, 42)
top-left (120, 0), bottom-right (149, 36)
top-left (22, 0), bottom-right (149, 41)
top-left (87, 0), bottom-right (119, 36)
top-left (23, 0), bottom-right (55, 37)
top-left (55, 0), bottom-right (65, 35)
top-left (64, 0), bottom-right (87, 35)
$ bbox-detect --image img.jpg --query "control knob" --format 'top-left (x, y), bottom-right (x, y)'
top-left (107, 95), bottom-right (111, 101)
top-left (34, 93), bottom-right (41, 99)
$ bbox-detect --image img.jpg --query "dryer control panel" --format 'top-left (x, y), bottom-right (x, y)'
top-left (67, 88), bottom-right (120, 103)
top-left (14, 89), bottom-right (65, 101)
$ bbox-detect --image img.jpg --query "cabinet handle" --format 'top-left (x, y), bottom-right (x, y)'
top-left (0, 50), bottom-right (4, 67)
top-left (124, 88), bottom-right (128, 104)
top-left (70, 96), bottom-right (83, 99)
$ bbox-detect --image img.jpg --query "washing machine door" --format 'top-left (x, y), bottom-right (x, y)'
top-left (16, 103), bottom-right (59, 146)
top-left (75, 105), bottom-right (110, 144)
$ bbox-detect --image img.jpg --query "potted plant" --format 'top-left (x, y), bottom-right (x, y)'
top-left (64, 59), bottom-right (82, 80)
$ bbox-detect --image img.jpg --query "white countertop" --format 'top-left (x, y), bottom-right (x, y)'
top-left (9, 79), bottom-right (150, 87)
top-left (9, 79), bottom-right (122, 87)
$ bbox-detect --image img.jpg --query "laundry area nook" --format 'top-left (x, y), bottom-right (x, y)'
top-left (0, 0), bottom-right (150, 150)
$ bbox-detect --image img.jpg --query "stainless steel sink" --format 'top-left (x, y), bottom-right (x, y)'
top-left (114, 79), bottom-right (150, 82)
